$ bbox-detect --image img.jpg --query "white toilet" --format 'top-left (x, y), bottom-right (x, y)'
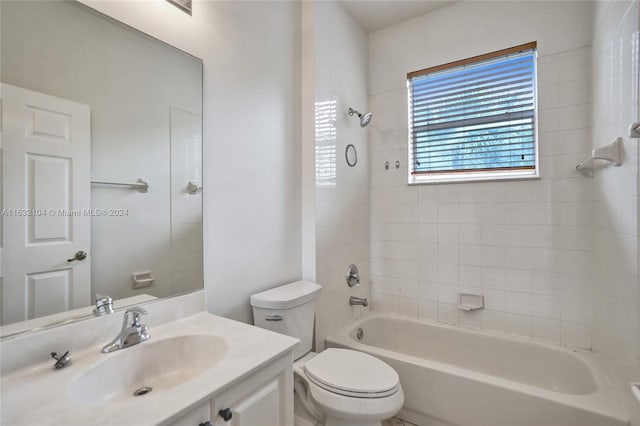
top-left (251, 281), bottom-right (404, 426)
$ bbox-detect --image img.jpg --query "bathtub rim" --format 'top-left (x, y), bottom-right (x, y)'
top-left (325, 312), bottom-right (629, 424)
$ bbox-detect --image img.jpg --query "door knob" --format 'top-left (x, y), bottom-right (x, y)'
top-left (67, 251), bottom-right (87, 262)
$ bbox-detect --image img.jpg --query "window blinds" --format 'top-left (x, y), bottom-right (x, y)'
top-left (408, 43), bottom-right (537, 176)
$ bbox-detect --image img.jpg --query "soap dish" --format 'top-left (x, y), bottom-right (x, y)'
top-left (458, 293), bottom-right (484, 311)
top-left (132, 271), bottom-right (154, 289)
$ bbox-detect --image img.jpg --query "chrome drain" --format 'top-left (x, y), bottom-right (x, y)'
top-left (356, 327), bottom-right (364, 340)
top-left (133, 386), bottom-right (152, 397)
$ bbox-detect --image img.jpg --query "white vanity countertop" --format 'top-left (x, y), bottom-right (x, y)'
top-left (1, 311), bottom-right (299, 426)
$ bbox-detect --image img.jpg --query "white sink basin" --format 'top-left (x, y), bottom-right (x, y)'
top-left (67, 335), bottom-right (228, 406)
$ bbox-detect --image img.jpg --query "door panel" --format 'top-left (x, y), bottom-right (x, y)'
top-left (26, 269), bottom-right (72, 318)
top-left (27, 154), bottom-right (71, 242)
top-left (231, 380), bottom-right (280, 426)
top-left (27, 106), bottom-right (72, 142)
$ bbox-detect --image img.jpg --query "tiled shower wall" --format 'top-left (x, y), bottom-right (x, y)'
top-left (313, 1), bottom-right (370, 351)
top-left (592, 0), bottom-right (639, 362)
top-left (368, 1), bottom-right (596, 348)
top-left (591, 0), bottom-right (639, 419)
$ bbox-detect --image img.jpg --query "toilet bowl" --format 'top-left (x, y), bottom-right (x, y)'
top-left (293, 349), bottom-right (404, 426)
top-left (250, 281), bottom-right (404, 426)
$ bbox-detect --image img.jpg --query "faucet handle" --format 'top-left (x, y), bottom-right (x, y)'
top-left (50, 351), bottom-right (71, 369)
top-left (125, 307), bottom-right (147, 316)
top-left (124, 307), bottom-right (147, 326)
top-left (140, 324), bottom-right (150, 340)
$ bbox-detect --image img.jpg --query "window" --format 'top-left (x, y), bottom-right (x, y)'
top-left (407, 42), bottom-right (538, 184)
top-left (315, 98), bottom-right (337, 187)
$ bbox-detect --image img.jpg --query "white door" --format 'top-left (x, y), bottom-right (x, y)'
top-left (1, 83), bottom-right (91, 324)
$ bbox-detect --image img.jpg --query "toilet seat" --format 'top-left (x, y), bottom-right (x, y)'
top-left (303, 348), bottom-right (400, 398)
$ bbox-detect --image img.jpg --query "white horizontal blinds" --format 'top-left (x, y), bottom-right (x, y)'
top-left (408, 43), bottom-right (537, 174)
top-left (315, 99), bottom-right (337, 186)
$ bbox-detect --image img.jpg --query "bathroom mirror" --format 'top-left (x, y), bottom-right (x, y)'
top-left (0, 0), bottom-right (203, 334)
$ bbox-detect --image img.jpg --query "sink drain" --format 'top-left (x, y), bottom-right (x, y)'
top-left (133, 386), bottom-right (153, 397)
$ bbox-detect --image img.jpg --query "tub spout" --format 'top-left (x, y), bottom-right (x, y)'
top-left (349, 296), bottom-right (368, 307)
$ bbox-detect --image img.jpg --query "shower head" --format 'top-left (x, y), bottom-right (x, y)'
top-left (348, 107), bottom-right (373, 128)
top-left (360, 112), bottom-right (373, 127)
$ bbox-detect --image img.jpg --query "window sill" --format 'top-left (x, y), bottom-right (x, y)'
top-left (408, 169), bottom-right (539, 185)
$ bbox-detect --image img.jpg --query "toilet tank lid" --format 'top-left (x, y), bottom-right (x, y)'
top-left (250, 281), bottom-right (322, 309)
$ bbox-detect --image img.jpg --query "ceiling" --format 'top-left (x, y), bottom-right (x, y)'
top-left (340, 0), bottom-right (458, 33)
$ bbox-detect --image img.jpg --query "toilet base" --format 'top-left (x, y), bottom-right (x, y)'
top-left (294, 376), bottom-right (385, 426)
top-left (293, 370), bottom-right (400, 426)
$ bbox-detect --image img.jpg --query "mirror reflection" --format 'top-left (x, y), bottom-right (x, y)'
top-left (0, 1), bottom-right (203, 330)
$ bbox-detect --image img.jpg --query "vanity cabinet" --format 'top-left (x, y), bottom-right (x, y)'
top-left (170, 402), bottom-right (211, 426)
top-left (168, 353), bottom-right (293, 426)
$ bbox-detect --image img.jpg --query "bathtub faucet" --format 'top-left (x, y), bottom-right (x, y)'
top-left (349, 296), bottom-right (368, 307)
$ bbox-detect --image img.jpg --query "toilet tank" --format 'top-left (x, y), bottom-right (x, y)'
top-left (250, 281), bottom-right (322, 360)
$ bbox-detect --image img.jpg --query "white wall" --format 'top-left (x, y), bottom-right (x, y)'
top-left (313, 1), bottom-right (370, 350)
top-left (1, 0), bottom-right (202, 301)
top-left (591, 0), bottom-right (640, 422)
top-left (78, 0), bottom-right (302, 323)
top-left (368, 1), bottom-right (596, 347)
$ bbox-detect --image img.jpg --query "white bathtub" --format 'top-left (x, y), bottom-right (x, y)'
top-left (326, 314), bottom-right (628, 426)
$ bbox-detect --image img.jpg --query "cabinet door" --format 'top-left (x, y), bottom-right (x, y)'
top-left (230, 378), bottom-right (280, 426)
top-left (167, 401), bottom-right (211, 426)
top-left (213, 353), bottom-right (293, 426)
top-left (214, 376), bottom-right (287, 426)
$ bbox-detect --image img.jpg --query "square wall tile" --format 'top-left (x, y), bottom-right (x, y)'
top-left (506, 313), bottom-right (533, 338)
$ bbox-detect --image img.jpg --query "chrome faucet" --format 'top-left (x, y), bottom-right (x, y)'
top-left (349, 296), bottom-right (368, 307)
top-left (102, 308), bottom-right (150, 353)
top-left (93, 294), bottom-right (114, 316)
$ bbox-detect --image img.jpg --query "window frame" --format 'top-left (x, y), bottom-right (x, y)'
top-left (407, 42), bottom-right (540, 185)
